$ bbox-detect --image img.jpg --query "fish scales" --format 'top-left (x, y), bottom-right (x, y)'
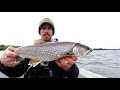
top-left (15, 42), bottom-right (92, 67)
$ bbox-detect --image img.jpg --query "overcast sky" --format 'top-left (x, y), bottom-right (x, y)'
top-left (0, 12), bottom-right (120, 49)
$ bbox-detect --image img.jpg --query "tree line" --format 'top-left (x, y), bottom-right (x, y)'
top-left (0, 44), bottom-right (21, 50)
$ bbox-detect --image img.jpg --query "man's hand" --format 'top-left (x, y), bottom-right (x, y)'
top-left (0, 46), bottom-right (20, 67)
top-left (55, 56), bottom-right (78, 71)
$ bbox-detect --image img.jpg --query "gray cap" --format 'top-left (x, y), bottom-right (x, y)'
top-left (38, 18), bottom-right (55, 35)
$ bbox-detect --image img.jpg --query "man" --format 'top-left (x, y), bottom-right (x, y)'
top-left (0, 18), bottom-right (79, 78)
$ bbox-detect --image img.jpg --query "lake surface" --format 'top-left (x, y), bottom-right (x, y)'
top-left (76, 50), bottom-right (120, 78)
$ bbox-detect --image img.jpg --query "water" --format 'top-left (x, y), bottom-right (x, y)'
top-left (76, 50), bottom-right (120, 78)
top-left (0, 50), bottom-right (120, 78)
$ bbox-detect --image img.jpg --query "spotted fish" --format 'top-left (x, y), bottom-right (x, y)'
top-left (15, 42), bottom-right (92, 67)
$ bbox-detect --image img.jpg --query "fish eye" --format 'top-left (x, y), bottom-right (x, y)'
top-left (86, 47), bottom-right (90, 50)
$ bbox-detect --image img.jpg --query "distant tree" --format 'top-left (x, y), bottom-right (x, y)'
top-left (0, 44), bottom-right (21, 50)
top-left (0, 44), bottom-right (5, 50)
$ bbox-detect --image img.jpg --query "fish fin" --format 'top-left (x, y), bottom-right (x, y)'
top-left (32, 61), bottom-right (42, 67)
top-left (28, 59), bottom-right (42, 67)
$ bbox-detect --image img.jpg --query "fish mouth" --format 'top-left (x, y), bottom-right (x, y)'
top-left (85, 49), bottom-right (93, 55)
top-left (73, 43), bottom-right (93, 56)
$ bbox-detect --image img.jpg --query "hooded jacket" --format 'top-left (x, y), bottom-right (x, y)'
top-left (0, 56), bottom-right (79, 78)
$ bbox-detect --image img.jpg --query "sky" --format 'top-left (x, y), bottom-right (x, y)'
top-left (0, 12), bottom-right (120, 49)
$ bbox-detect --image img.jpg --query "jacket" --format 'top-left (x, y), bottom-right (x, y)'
top-left (0, 58), bottom-right (79, 78)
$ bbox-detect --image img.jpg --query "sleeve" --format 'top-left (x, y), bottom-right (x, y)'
top-left (62, 64), bottom-right (79, 78)
top-left (0, 58), bottom-right (31, 78)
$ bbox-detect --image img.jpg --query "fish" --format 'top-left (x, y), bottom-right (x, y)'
top-left (15, 41), bottom-right (93, 67)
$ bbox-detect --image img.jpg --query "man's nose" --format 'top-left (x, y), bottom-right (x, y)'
top-left (44, 28), bottom-right (50, 32)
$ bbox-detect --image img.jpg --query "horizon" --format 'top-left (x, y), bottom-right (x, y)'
top-left (0, 44), bottom-right (120, 49)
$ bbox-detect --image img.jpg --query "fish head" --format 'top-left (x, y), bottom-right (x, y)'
top-left (72, 43), bottom-right (93, 56)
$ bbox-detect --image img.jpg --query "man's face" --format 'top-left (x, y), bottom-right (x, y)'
top-left (40, 24), bottom-right (53, 41)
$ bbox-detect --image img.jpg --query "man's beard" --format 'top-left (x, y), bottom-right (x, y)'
top-left (43, 33), bottom-right (51, 42)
